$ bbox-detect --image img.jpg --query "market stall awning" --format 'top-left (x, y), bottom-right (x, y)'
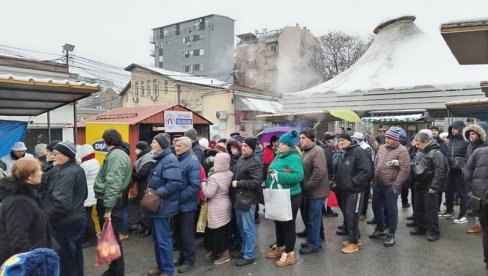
top-left (0, 74), bottom-right (101, 116)
top-left (446, 98), bottom-right (488, 119)
top-left (362, 114), bottom-right (424, 123)
top-left (441, 20), bottom-right (488, 65)
top-left (256, 110), bottom-right (363, 123)
top-left (235, 96), bottom-right (282, 113)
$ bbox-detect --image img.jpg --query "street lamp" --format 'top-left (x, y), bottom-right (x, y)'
top-left (62, 43), bottom-right (75, 65)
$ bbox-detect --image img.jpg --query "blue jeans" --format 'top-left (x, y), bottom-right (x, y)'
top-left (152, 217), bottom-right (173, 275)
top-left (372, 183), bottom-right (399, 234)
top-left (306, 197), bottom-right (325, 250)
top-left (52, 217), bottom-right (86, 276)
top-left (120, 206), bottom-right (129, 234)
top-left (236, 204), bottom-right (256, 260)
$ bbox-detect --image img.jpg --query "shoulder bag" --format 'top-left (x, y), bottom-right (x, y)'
top-left (140, 188), bottom-right (160, 213)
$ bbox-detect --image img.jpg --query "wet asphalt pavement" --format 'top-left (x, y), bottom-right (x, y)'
top-left (84, 202), bottom-right (486, 276)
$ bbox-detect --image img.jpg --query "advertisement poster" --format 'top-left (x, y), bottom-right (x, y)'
top-left (85, 123), bottom-right (129, 164)
top-left (164, 111), bottom-right (193, 133)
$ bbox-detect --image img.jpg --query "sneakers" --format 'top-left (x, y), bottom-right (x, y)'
top-left (235, 258), bottom-right (255, 267)
top-left (369, 228), bottom-right (387, 239)
top-left (276, 252), bottom-right (296, 267)
top-left (438, 210), bottom-right (454, 218)
top-left (467, 224), bottom-right (482, 234)
top-left (383, 234), bottom-right (395, 247)
top-left (266, 246), bottom-right (284, 259)
top-left (453, 216), bottom-right (468, 224)
top-left (342, 243), bottom-right (359, 254)
top-left (177, 264), bottom-right (196, 273)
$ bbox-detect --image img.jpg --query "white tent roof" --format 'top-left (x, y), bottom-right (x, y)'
top-left (290, 16), bottom-right (488, 96)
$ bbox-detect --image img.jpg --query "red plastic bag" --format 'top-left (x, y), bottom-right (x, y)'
top-left (327, 191), bottom-right (339, 207)
top-left (95, 220), bottom-right (121, 266)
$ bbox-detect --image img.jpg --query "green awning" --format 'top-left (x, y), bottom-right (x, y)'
top-left (362, 113), bottom-right (424, 123)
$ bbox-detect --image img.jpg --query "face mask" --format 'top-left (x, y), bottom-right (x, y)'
top-left (231, 148), bottom-right (239, 155)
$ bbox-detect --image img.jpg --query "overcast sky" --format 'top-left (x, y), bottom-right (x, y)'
top-left (1, 0), bottom-right (487, 67)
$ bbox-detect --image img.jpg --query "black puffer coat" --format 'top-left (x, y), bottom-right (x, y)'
top-left (0, 178), bottom-right (51, 264)
top-left (463, 123), bottom-right (488, 159)
top-left (465, 145), bottom-right (488, 200)
top-left (335, 142), bottom-right (374, 193)
top-left (232, 154), bottom-right (263, 204)
top-left (412, 141), bottom-right (448, 191)
top-left (447, 121), bottom-right (468, 166)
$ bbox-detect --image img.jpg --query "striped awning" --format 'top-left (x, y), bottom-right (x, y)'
top-left (362, 113), bottom-right (424, 123)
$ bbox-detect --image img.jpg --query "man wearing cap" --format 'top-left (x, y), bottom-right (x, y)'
top-left (44, 141), bottom-right (88, 275)
top-left (184, 128), bottom-right (205, 166)
top-left (1, 142), bottom-right (34, 176)
top-left (94, 129), bottom-right (132, 276)
top-left (231, 137), bottom-right (263, 266)
top-left (146, 133), bottom-right (183, 276)
top-left (369, 127), bottom-right (411, 247)
top-left (298, 128), bottom-right (328, 255)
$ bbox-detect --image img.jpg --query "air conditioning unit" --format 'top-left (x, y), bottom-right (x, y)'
top-left (150, 95), bottom-right (155, 101)
top-left (216, 109), bottom-right (227, 119)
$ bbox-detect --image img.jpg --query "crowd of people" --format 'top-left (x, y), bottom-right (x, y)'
top-left (1, 121), bottom-right (488, 275)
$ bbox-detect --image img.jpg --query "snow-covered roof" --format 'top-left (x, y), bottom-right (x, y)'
top-left (235, 96), bottom-right (282, 113)
top-left (126, 63), bottom-right (230, 89)
top-left (0, 74), bottom-right (100, 88)
top-left (289, 16), bottom-right (488, 96)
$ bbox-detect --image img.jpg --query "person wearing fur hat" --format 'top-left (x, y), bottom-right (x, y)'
top-left (77, 144), bottom-right (100, 248)
top-left (265, 130), bottom-right (303, 266)
top-left (439, 121), bottom-right (469, 223)
top-left (44, 141), bottom-right (87, 275)
top-left (1, 142), bottom-right (34, 177)
top-left (0, 158), bottom-right (51, 265)
top-left (463, 122), bottom-right (488, 233)
top-left (94, 129), bottom-right (132, 276)
top-left (230, 137), bottom-right (263, 267)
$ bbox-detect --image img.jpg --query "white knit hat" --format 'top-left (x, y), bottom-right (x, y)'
top-left (199, 138), bottom-right (209, 150)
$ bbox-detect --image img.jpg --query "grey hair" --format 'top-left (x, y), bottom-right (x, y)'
top-left (414, 132), bottom-right (430, 144)
top-left (34, 143), bottom-right (47, 157)
top-left (176, 136), bottom-right (192, 148)
top-left (418, 129), bottom-right (433, 139)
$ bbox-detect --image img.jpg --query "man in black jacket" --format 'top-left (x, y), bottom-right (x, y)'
top-left (335, 133), bottom-right (373, 254)
top-left (46, 141), bottom-right (87, 276)
top-left (439, 121), bottom-right (469, 223)
top-left (429, 126), bottom-right (448, 155)
top-left (410, 133), bottom-right (448, 242)
top-left (231, 137), bottom-right (263, 267)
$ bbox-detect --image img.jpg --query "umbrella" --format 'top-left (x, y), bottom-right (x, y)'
top-left (327, 109), bottom-right (361, 122)
top-left (256, 126), bottom-right (294, 143)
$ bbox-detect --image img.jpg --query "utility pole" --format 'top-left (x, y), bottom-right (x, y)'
top-left (63, 43), bottom-right (76, 143)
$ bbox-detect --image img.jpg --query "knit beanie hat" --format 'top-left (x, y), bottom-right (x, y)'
top-left (46, 140), bottom-right (61, 152)
top-left (184, 128), bottom-right (198, 141)
top-left (243, 137), bottom-right (257, 152)
top-left (0, 248), bottom-right (60, 276)
top-left (279, 130), bottom-right (299, 147)
top-left (53, 141), bottom-right (76, 160)
top-left (338, 132), bottom-right (352, 142)
top-left (153, 133), bottom-right (170, 149)
top-left (385, 127), bottom-right (401, 141)
top-left (136, 141), bottom-right (149, 151)
top-left (429, 125), bottom-right (440, 132)
top-left (199, 138), bottom-right (209, 150)
top-left (300, 128), bottom-right (315, 141)
top-left (77, 144), bottom-right (94, 159)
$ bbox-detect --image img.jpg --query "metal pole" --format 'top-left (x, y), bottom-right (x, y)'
top-left (177, 84), bottom-right (181, 104)
top-left (73, 102), bottom-right (77, 144)
top-left (47, 111), bottom-right (51, 143)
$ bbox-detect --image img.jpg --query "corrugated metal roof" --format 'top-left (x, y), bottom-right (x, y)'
top-left (80, 104), bottom-right (177, 126)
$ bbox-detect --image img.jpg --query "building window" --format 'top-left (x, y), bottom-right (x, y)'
top-left (140, 81), bottom-right (145, 96)
top-left (193, 49), bottom-right (204, 56)
top-left (153, 80), bottom-right (159, 96)
top-left (198, 18), bottom-right (205, 30)
top-left (183, 36), bottom-right (190, 43)
top-left (184, 51), bottom-right (192, 58)
top-left (175, 24), bottom-right (180, 36)
top-left (271, 44), bottom-right (278, 53)
top-left (159, 48), bottom-right (163, 56)
top-left (147, 80), bottom-right (151, 95)
top-left (193, 34), bottom-right (201, 42)
top-left (159, 29), bottom-right (165, 39)
top-left (164, 80), bottom-right (168, 94)
top-left (193, 64), bottom-right (203, 71)
top-left (184, 65), bottom-right (191, 72)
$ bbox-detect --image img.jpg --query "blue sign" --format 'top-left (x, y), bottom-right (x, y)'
top-left (92, 140), bottom-right (107, 152)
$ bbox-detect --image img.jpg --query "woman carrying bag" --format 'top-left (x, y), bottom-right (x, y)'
top-left (265, 130), bottom-right (304, 267)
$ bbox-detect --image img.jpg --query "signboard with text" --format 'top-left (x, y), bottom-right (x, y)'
top-left (164, 111), bottom-right (193, 133)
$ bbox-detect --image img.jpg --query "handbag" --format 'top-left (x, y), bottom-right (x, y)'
top-left (140, 188), bottom-right (160, 213)
top-left (263, 175), bottom-right (292, 221)
top-left (234, 189), bottom-right (255, 211)
top-left (196, 201), bottom-right (208, 233)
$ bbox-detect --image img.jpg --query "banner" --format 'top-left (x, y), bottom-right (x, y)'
top-left (85, 123), bottom-right (129, 164)
top-left (164, 111), bottom-right (193, 133)
top-left (0, 120), bottom-right (28, 157)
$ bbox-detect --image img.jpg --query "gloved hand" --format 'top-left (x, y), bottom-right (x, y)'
top-left (386, 159), bottom-right (400, 167)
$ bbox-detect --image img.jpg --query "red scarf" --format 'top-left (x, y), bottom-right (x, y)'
top-left (81, 153), bottom-right (95, 163)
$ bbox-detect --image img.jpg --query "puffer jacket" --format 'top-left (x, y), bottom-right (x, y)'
top-left (464, 123), bottom-right (488, 159)
top-left (302, 144), bottom-right (329, 199)
top-left (202, 153), bottom-right (233, 229)
top-left (80, 157), bottom-right (100, 207)
top-left (177, 151), bottom-right (201, 213)
top-left (43, 160), bottom-right (87, 227)
top-left (447, 121), bottom-right (468, 163)
top-left (233, 153), bottom-right (263, 204)
top-left (145, 147), bottom-right (183, 218)
top-left (0, 178), bottom-right (50, 264)
top-left (94, 148), bottom-right (132, 212)
top-left (375, 143), bottom-right (411, 192)
top-left (265, 149), bottom-right (303, 196)
top-left (465, 145), bottom-right (488, 200)
top-left (412, 140), bottom-right (448, 191)
top-left (335, 142), bottom-right (374, 193)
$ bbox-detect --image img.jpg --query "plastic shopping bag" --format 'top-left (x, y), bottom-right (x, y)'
top-left (263, 177), bottom-right (292, 221)
top-left (95, 220), bottom-right (121, 266)
top-left (196, 201), bottom-right (208, 233)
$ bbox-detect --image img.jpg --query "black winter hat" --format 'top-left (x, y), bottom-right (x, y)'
top-left (53, 141), bottom-right (76, 160)
top-left (153, 133), bottom-right (170, 149)
top-left (136, 141), bottom-right (149, 151)
top-left (338, 132), bottom-right (352, 142)
top-left (243, 137), bottom-right (257, 152)
top-left (429, 125), bottom-right (440, 132)
top-left (46, 140), bottom-right (61, 151)
top-left (300, 128), bottom-right (315, 141)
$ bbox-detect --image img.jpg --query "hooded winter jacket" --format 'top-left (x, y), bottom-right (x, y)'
top-left (412, 140), bottom-right (448, 191)
top-left (335, 142), bottom-right (374, 193)
top-left (202, 153), bottom-right (233, 229)
top-left (265, 149), bottom-right (303, 196)
top-left (226, 139), bottom-right (241, 175)
top-left (447, 121), bottom-right (468, 165)
top-left (465, 145), bottom-right (488, 200)
top-left (463, 123), bottom-right (488, 159)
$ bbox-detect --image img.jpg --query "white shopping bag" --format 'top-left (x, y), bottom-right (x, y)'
top-left (264, 175), bottom-right (292, 221)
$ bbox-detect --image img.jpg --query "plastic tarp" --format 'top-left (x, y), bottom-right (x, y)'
top-left (0, 120), bottom-right (28, 157)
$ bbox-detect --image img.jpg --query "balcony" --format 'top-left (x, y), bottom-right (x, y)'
top-left (149, 35), bottom-right (155, 44)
